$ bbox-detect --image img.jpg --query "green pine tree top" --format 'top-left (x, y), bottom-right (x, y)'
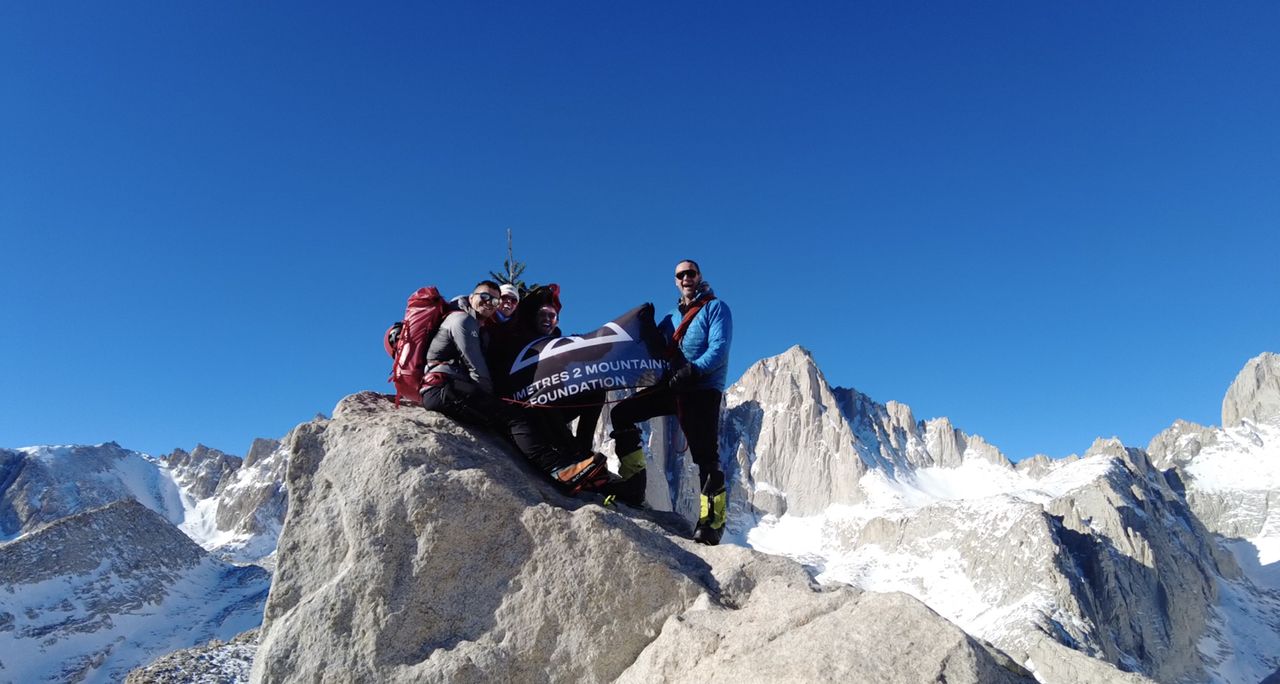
top-left (490, 229), bottom-right (538, 296)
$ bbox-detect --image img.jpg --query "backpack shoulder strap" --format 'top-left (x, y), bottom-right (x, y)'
top-left (670, 295), bottom-right (716, 352)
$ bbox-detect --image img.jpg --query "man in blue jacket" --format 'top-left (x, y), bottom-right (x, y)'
top-left (610, 259), bottom-right (733, 545)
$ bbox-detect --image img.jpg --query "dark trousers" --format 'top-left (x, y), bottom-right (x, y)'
top-left (422, 377), bottom-right (579, 473)
top-left (552, 391), bottom-right (605, 455)
top-left (610, 385), bottom-right (724, 494)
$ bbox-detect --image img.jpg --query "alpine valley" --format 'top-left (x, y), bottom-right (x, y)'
top-left (2, 352), bottom-right (1277, 683)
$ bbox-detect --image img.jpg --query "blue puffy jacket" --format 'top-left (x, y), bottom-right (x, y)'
top-left (657, 283), bottom-right (733, 391)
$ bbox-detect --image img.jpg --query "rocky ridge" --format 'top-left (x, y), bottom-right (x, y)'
top-left (166, 445), bottom-right (242, 500)
top-left (125, 629), bottom-right (259, 684)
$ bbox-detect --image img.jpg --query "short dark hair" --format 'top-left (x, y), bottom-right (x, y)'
top-left (473, 279), bottom-right (501, 293)
top-left (675, 259), bottom-right (700, 273)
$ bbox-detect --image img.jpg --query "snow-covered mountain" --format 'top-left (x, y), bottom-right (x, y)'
top-left (167, 440), bottom-right (289, 566)
top-left (0, 438), bottom-right (289, 682)
top-left (710, 347), bottom-right (1280, 683)
top-left (1, 443), bottom-right (185, 541)
top-left (0, 499), bottom-right (269, 683)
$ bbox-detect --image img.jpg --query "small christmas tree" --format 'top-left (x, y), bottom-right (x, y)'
top-left (490, 228), bottom-right (539, 296)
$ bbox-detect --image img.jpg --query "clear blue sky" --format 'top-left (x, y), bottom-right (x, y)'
top-left (2, 2), bottom-right (1276, 461)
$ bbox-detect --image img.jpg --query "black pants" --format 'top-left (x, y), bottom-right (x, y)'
top-left (422, 377), bottom-right (579, 473)
top-left (552, 391), bottom-right (605, 455)
top-left (610, 385), bottom-right (724, 494)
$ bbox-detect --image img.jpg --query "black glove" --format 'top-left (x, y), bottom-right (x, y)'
top-left (668, 363), bottom-right (697, 390)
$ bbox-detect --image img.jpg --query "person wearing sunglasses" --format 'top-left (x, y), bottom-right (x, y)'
top-left (608, 259), bottom-right (733, 544)
top-left (497, 283), bottom-right (521, 321)
top-left (423, 280), bottom-right (608, 493)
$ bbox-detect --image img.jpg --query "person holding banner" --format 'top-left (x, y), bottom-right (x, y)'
top-left (609, 259), bottom-right (733, 545)
top-left (488, 285), bottom-right (607, 465)
top-left (421, 279), bottom-right (608, 494)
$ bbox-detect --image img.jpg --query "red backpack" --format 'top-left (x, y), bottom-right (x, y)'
top-left (385, 286), bottom-right (452, 406)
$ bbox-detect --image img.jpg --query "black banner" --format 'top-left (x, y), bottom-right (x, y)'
top-left (508, 304), bottom-right (670, 406)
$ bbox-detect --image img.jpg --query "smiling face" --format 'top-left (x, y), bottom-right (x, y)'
top-left (469, 284), bottom-right (501, 320)
top-left (674, 260), bottom-right (702, 301)
top-left (498, 294), bottom-right (519, 317)
top-left (534, 305), bottom-right (559, 335)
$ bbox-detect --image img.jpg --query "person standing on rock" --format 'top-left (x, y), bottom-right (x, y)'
top-left (609, 259), bottom-right (733, 545)
top-left (421, 279), bottom-right (607, 493)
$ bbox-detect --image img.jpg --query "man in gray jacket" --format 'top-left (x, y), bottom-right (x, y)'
top-left (421, 280), bottom-right (606, 493)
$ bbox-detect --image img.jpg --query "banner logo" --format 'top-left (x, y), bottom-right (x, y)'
top-left (509, 322), bottom-right (633, 374)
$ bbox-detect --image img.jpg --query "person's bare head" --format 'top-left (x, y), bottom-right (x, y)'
top-left (674, 259), bottom-right (702, 303)
top-left (534, 305), bottom-right (559, 336)
top-left (469, 280), bottom-right (501, 320)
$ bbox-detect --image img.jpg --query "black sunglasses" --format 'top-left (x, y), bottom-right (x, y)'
top-left (675, 269), bottom-right (700, 280)
top-left (472, 292), bottom-right (499, 304)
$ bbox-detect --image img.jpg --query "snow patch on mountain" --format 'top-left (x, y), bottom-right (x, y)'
top-left (1183, 420), bottom-right (1280, 493)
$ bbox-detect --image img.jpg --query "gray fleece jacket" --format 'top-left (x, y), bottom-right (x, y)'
top-left (424, 299), bottom-right (493, 393)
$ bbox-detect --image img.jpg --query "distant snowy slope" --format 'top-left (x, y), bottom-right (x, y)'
top-left (0, 443), bottom-right (184, 540)
top-left (0, 499), bottom-right (269, 684)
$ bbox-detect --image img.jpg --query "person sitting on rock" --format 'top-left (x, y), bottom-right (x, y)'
top-left (496, 283), bottom-right (520, 322)
top-left (491, 285), bottom-right (607, 465)
top-left (420, 279), bottom-right (607, 494)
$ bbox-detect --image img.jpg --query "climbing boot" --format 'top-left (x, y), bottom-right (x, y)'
top-left (618, 447), bottom-right (646, 480)
top-left (552, 453), bottom-right (610, 495)
top-left (692, 489), bottom-right (727, 546)
top-left (614, 448), bottom-right (647, 507)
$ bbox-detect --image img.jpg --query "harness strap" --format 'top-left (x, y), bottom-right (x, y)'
top-left (670, 295), bottom-right (715, 356)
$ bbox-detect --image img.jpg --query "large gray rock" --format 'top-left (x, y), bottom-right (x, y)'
top-left (1223, 352), bottom-right (1280, 428)
top-left (620, 585), bottom-right (1031, 684)
top-left (251, 391), bottom-right (1033, 683)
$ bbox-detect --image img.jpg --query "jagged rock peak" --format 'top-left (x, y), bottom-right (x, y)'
top-left (745, 344), bottom-right (822, 381)
top-left (1146, 419), bottom-right (1217, 470)
top-left (243, 438), bottom-right (281, 469)
top-left (1222, 351), bottom-right (1280, 428)
top-left (165, 444), bottom-right (242, 500)
top-left (724, 345), bottom-right (870, 516)
top-left (777, 343), bottom-right (815, 362)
